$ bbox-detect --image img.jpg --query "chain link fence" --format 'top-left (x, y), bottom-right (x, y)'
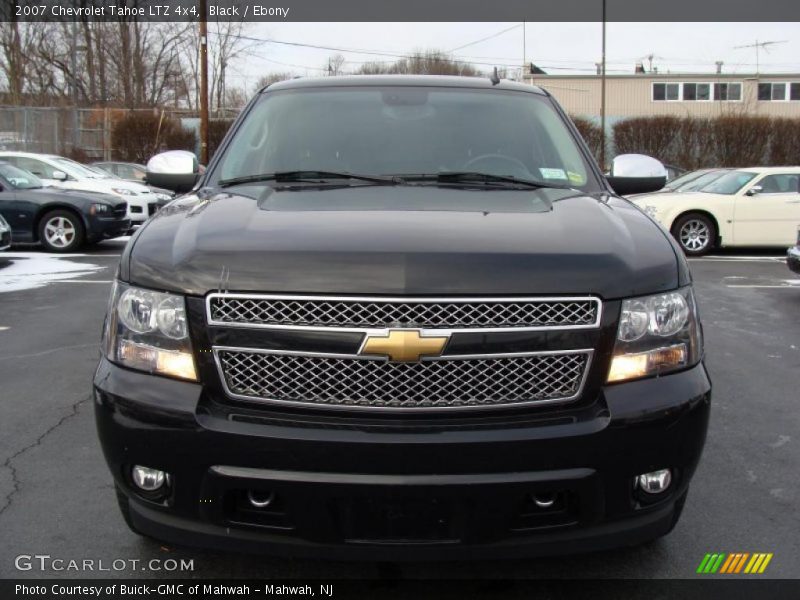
top-left (0, 106), bottom-right (240, 160)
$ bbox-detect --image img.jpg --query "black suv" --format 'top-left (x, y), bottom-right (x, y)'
top-left (94, 76), bottom-right (710, 559)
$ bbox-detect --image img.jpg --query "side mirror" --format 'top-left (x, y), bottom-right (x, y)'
top-left (145, 150), bottom-right (199, 194)
top-left (606, 154), bottom-right (667, 196)
top-left (745, 185), bottom-right (762, 196)
top-left (52, 170), bottom-right (68, 181)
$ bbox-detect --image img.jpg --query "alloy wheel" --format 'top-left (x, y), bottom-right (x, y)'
top-left (43, 216), bottom-right (76, 249)
top-left (679, 219), bottom-right (710, 252)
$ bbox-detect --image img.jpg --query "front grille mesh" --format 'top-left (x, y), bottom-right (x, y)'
top-left (217, 350), bottom-right (589, 409)
top-left (209, 296), bottom-right (598, 329)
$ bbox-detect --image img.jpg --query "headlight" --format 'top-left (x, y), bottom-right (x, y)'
top-left (155, 193), bottom-right (171, 201)
top-left (102, 281), bottom-right (197, 381)
top-left (112, 187), bottom-right (136, 196)
top-left (607, 287), bottom-right (702, 384)
top-left (89, 203), bottom-right (111, 215)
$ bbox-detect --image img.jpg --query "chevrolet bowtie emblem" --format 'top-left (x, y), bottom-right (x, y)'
top-left (360, 329), bottom-right (450, 362)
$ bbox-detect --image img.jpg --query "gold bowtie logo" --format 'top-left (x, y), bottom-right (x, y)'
top-left (360, 330), bottom-right (449, 362)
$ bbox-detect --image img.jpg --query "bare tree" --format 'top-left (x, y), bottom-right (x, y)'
top-left (326, 53), bottom-right (346, 76)
top-left (355, 50), bottom-right (481, 77)
top-left (255, 72), bottom-right (294, 89)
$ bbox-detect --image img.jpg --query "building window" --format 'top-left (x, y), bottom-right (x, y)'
top-left (714, 83), bottom-right (742, 101)
top-left (758, 82), bottom-right (799, 101)
top-left (653, 81), bottom-right (743, 102)
top-left (653, 83), bottom-right (680, 101)
top-left (683, 83), bottom-right (711, 101)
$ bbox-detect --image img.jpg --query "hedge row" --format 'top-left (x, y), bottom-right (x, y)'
top-left (614, 115), bottom-right (800, 169)
top-left (571, 114), bottom-right (800, 170)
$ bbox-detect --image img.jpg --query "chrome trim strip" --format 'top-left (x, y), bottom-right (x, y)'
top-left (205, 293), bottom-right (603, 334)
top-left (212, 345), bottom-right (594, 412)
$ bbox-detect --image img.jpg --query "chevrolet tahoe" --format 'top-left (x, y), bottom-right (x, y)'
top-left (94, 75), bottom-right (710, 559)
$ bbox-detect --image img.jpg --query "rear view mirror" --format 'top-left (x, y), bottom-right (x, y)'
top-left (146, 150), bottom-right (199, 194)
top-left (746, 185), bottom-right (762, 196)
top-left (607, 154), bottom-right (667, 196)
top-left (52, 170), bottom-right (68, 181)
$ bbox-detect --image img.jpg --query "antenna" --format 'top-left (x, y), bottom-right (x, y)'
top-left (732, 39), bottom-right (788, 76)
top-left (638, 53), bottom-right (666, 73)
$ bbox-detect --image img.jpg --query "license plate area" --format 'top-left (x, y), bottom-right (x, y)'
top-left (338, 495), bottom-right (462, 544)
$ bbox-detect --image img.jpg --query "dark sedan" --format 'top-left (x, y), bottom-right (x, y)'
top-left (0, 212), bottom-right (10, 250)
top-left (0, 162), bottom-right (130, 252)
top-left (788, 229), bottom-right (800, 275)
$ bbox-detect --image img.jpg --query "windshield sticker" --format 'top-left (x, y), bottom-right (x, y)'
top-left (539, 168), bottom-right (568, 180)
top-left (567, 171), bottom-right (586, 185)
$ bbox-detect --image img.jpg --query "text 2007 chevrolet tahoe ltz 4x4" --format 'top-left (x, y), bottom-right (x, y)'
top-left (94, 76), bottom-right (710, 559)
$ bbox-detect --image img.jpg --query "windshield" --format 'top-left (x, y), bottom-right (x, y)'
top-left (679, 170), bottom-right (728, 192)
top-left (213, 86), bottom-right (598, 191)
top-left (53, 157), bottom-right (106, 179)
top-left (0, 163), bottom-right (43, 189)
top-left (700, 171), bottom-right (757, 195)
top-left (665, 170), bottom-right (707, 190)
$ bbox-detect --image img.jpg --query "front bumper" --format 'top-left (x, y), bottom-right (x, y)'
top-left (87, 214), bottom-right (131, 242)
top-left (94, 358), bottom-right (711, 559)
top-left (788, 246), bottom-right (800, 274)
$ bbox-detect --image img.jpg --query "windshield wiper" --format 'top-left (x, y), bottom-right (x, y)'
top-left (407, 172), bottom-right (574, 190)
top-left (218, 170), bottom-right (404, 187)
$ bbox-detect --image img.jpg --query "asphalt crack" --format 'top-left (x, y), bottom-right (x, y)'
top-left (0, 393), bottom-right (92, 519)
top-left (0, 342), bottom-right (99, 362)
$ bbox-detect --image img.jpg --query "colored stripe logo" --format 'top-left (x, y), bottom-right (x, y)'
top-left (697, 553), bottom-right (773, 574)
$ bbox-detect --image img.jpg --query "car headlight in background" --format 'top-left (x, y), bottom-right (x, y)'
top-left (155, 193), bottom-right (172, 201)
top-left (112, 187), bottom-right (136, 196)
top-left (607, 287), bottom-right (702, 383)
top-left (102, 281), bottom-right (197, 381)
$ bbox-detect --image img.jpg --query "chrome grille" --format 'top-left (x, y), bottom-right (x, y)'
top-left (215, 349), bottom-right (591, 411)
top-left (207, 294), bottom-right (600, 331)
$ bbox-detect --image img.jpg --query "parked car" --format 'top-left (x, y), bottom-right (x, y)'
top-left (0, 212), bottom-right (10, 250)
top-left (0, 161), bottom-right (129, 252)
top-left (629, 168), bottom-right (728, 198)
top-left (0, 151), bottom-right (160, 229)
top-left (664, 164), bottom-right (687, 182)
top-left (95, 75), bottom-right (709, 559)
top-left (788, 229), bottom-right (800, 275)
top-left (91, 161), bottom-right (175, 202)
top-left (631, 167), bottom-right (800, 255)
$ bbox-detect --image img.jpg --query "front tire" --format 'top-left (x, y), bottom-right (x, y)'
top-left (38, 210), bottom-right (85, 253)
top-left (672, 213), bottom-right (716, 256)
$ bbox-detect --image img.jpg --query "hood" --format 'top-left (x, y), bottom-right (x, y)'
top-left (126, 186), bottom-right (680, 300)
top-left (30, 187), bottom-right (127, 207)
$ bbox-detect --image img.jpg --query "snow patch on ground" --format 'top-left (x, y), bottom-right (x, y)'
top-left (0, 256), bottom-right (102, 293)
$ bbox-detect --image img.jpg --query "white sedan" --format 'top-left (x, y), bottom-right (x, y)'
top-left (630, 167), bottom-right (800, 255)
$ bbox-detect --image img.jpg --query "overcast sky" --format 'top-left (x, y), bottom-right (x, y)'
top-left (223, 22), bottom-right (800, 90)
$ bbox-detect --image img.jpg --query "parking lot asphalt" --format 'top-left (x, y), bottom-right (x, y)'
top-left (0, 242), bottom-right (798, 580)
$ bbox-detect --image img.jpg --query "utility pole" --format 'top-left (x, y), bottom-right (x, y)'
top-left (199, 0), bottom-right (209, 165)
top-left (70, 21), bottom-right (79, 153)
top-left (522, 21), bottom-right (526, 82)
top-left (599, 0), bottom-right (607, 171)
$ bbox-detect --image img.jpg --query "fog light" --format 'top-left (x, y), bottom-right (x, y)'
top-left (636, 469), bottom-right (672, 494)
top-left (247, 490), bottom-right (275, 509)
top-left (132, 465), bottom-right (167, 491)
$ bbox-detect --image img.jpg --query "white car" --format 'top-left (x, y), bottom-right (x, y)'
top-left (0, 151), bottom-right (160, 228)
top-left (630, 167), bottom-right (800, 255)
